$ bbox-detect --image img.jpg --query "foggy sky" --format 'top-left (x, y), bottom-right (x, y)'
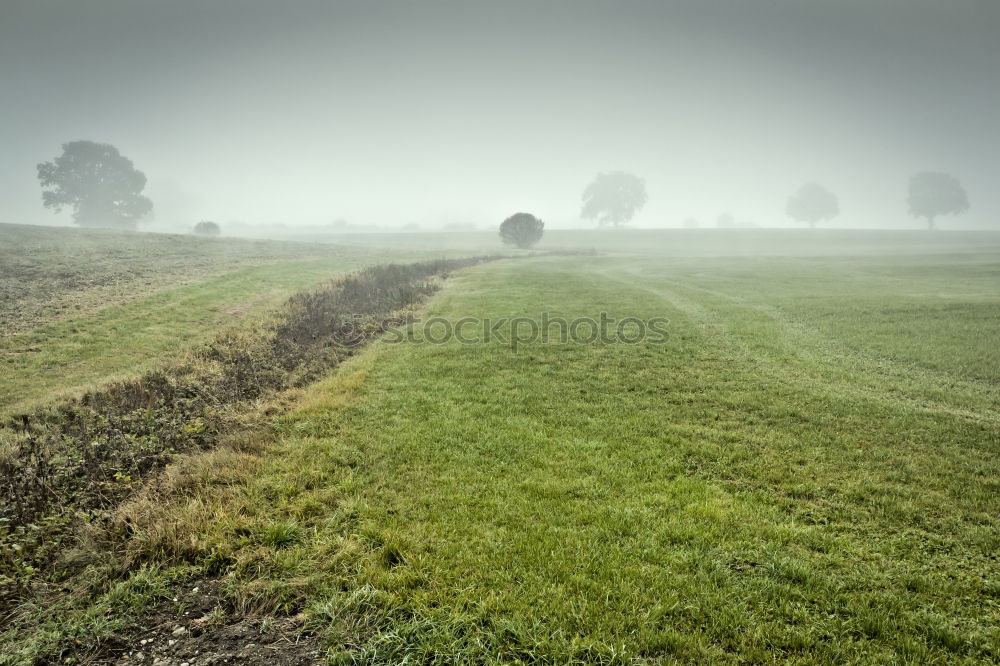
top-left (2, 0), bottom-right (998, 231)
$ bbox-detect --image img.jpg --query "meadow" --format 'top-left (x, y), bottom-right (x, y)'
top-left (302, 227), bottom-right (1000, 257)
top-left (2, 228), bottom-right (998, 664)
top-left (0, 223), bottom-right (456, 415)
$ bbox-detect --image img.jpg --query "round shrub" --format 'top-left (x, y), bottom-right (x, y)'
top-left (499, 212), bottom-right (544, 249)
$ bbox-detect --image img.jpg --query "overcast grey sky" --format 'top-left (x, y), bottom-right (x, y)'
top-left (1, 0), bottom-right (998, 230)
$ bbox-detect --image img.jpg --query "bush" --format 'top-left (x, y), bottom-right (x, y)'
top-left (193, 220), bottom-right (221, 236)
top-left (499, 212), bottom-right (544, 249)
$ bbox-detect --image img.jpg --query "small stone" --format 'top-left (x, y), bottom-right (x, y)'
top-left (172, 626), bottom-right (187, 637)
top-left (191, 586), bottom-right (199, 593)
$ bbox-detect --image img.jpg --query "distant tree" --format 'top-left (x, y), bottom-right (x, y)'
top-left (907, 172), bottom-right (969, 230)
top-left (499, 212), bottom-right (544, 249)
top-left (716, 212), bottom-right (735, 228)
top-left (193, 220), bottom-right (221, 236)
top-left (443, 222), bottom-right (478, 232)
top-left (581, 171), bottom-right (647, 227)
top-left (786, 182), bottom-right (839, 229)
top-left (37, 141), bottom-right (153, 230)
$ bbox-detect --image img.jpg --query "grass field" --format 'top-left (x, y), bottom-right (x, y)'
top-left (314, 227), bottom-right (1000, 257)
top-left (0, 224), bottom-right (452, 415)
top-left (205, 252), bottom-right (999, 663)
top-left (2, 229), bottom-right (999, 664)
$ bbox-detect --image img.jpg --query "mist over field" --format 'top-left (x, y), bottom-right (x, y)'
top-left (3, 3), bottom-right (1000, 664)
top-left (2, 0), bottom-right (999, 233)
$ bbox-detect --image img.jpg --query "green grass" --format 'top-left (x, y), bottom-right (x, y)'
top-left (4, 231), bottom-right (999, 664)
top-left (0, 223), bottom-right (359, 335)
top-left (0, 224), bottom-right (458, 415)
top-left (49, 249), bottom-right (996, 664)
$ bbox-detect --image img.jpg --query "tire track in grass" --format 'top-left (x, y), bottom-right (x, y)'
top-left (305, 257), bottom-right (997, 662)
top-left (596, 266), bottom-right (1000, 427)
top-left (667, 277), bottom-right (1000, 410)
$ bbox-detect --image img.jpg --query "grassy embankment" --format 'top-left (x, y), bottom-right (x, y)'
top-left (7, 231), bottom-right (997, 664)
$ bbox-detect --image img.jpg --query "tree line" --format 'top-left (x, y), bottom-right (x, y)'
top-left (36, 141), bottom-right (972, 242)
top-left (500, 170), bottom-right (971, 248)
